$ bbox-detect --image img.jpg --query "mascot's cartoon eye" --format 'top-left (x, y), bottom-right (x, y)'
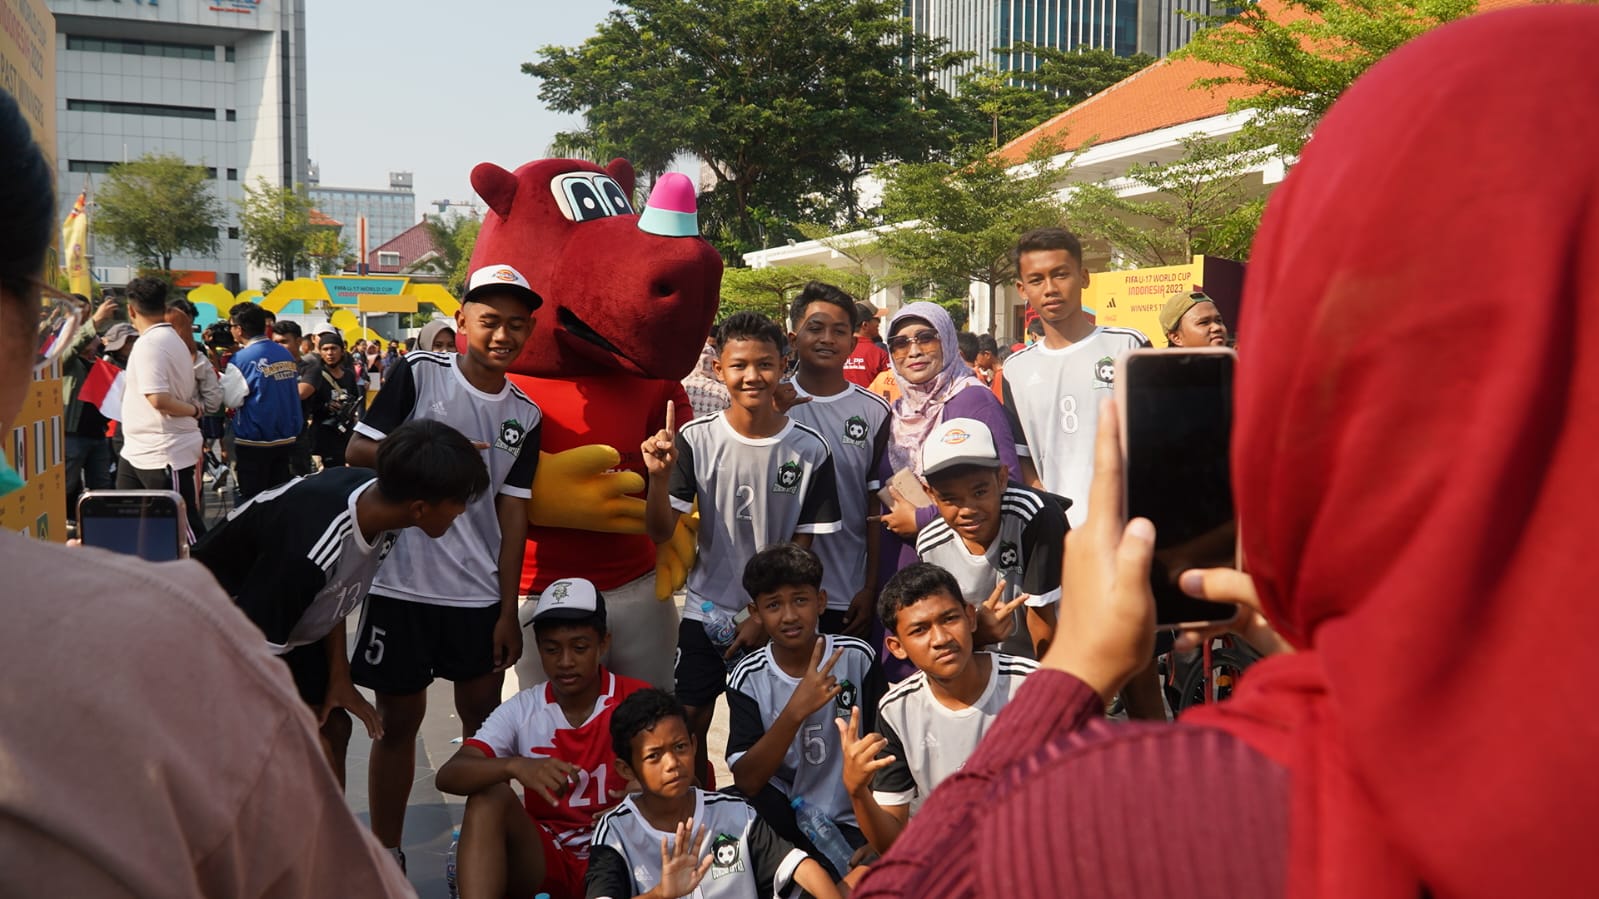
top-left (552, 174), bottom-right (634, 222)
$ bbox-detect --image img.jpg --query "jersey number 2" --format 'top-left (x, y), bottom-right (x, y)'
top-left (735, 485), bottom-right (755, 521)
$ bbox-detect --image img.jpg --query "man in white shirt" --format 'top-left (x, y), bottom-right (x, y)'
top-left (116, 277), bottom-right (207, 539)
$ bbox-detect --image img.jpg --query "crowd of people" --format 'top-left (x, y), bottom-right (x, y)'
top-left (1, 7), bottom-right (1594, 897)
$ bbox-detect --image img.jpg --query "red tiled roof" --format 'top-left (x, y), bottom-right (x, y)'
top-left (308, 208), bottom-right (342, 228)
top-left (996, 0), bottom-right (1538, 165)
top-left (360, 220), bottom-right (445, 274)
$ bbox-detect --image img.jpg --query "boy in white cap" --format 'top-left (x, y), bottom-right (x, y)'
top-left (346, 262), bottom-right (544, 866)
top-left (914, 418), bottom-right (1068, 659)
top-left (436, 577), bottom-right (650, 899)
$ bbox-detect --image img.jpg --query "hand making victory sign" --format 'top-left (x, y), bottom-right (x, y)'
top-left (972, 579), bottom-right (1031, 646)
top-left (784, 638), bottom-right (846, 722)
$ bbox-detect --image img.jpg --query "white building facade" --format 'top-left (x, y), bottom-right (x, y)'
top-left (49, 0), bottom-right (310, 292)
top-left (909, 0), bottom-right (1142, 94)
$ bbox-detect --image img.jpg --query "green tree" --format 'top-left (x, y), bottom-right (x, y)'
top-left (526, 0), bottom-right (966, 256)
top-left (238, 178), bottom-right (317, 284)
top-left (956, 46), bottom-right (1156, 147)
top-left (412, 213), bottom-right (481, 296)
top-left (1181, 0), bottom-right (1476, 156)
top-left (1067, 134), bottom-right (1268, 267)
top-left (875, 140), bottom-right (1073, 333)
top-left (718, 263), bottom-right (873, 323)
top-left (93, 153), bottom-right (223, 275)
top-left (305, 229), bottom-right (352, 276)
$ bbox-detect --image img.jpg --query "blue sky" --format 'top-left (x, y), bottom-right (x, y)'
top-left (305, 1), bottom-right (617, 220)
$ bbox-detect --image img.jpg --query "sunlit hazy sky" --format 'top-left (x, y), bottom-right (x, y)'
top-left (304, 1), bottom-right (617, 219)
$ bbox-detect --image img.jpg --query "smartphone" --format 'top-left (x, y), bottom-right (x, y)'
top-left (1117, 348), bottom-right (1240, 629)
top-left (77, 490), bottom-right (186, 562)
top-left (878, 467), bottom-right (935, 511)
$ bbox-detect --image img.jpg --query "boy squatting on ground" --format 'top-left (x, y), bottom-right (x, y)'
top-left (783, 283), bottom-right (893, 638)
top-left (588, 689), bottom-right (845, 899)
top-left (346, 262), bottom-right (544, 864)
top-left (189, 419), bottom-right (488, 788)
top-left (914, 417), bottom-right (1069, 660)
top-left (436, 578), bottom-right (650, 899)
top-left (642, 311), bottom-right (843, 785)
top-left (838, 563), bottom-right (1038, 854)
top-left (726, 544), bottom-right (885, 877)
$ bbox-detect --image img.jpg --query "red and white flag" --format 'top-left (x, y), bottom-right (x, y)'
top-left (77, 359), bottom-right (125, 422)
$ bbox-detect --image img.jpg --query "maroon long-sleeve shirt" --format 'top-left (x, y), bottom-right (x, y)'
top-left (854, 670), bottom-right (1290, 899)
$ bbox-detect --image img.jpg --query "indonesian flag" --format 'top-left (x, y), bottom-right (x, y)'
top-left (77, 359), bottom-right (125, 422)
top-left (60, 192), bottom-right (91, 297)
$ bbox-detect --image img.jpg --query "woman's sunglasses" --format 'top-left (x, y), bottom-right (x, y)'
top-left (887, 329), bottom-right (941, 355)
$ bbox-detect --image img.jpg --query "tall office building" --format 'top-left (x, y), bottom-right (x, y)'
top-left (307, 167), bottom-right (418, 258)
top-left (907, 0), bottom-right (1141, 94)
top-left (1136, 0), bottom-right (1226, 57)
top-left (49, 0), bottom-right (310, 292)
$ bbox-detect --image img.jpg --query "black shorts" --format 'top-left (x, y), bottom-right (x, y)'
top-left (349, 594), bottom-right (502, 695)
top-left (282, 639), bottom-right (329, 707)
top-left (674, 618), bottom-right (746, 708)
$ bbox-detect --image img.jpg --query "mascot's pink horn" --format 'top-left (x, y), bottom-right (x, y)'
top-left (637, 172), bottom-right (699, 238)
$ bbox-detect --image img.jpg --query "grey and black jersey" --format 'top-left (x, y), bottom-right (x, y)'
top-left (191, 467), bottom-right (398, 653)
top-left (1001, 327), bottom-right (1149, 527)
top-left (587, 789), bottom-right (808, 899)
top-left (726, 635), bottom-right (884, 827)
top-left (915, 486), bottom-right (1067, 658)
top-left (669, 414), bottom-right (842, 619)
top-left (355, 351), bottom-right (541, 607)
top-left (870, 652), bottom-right (1037, 812)
top-left (786, 384), bottom-right (891, 611)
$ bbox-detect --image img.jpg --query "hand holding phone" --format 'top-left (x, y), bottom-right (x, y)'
top-left (77, 490), bottom-right (186, 562)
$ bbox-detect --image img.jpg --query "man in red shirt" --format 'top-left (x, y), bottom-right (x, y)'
top-left (436, 579), bottom-right (648, 899)
top-left (842, 301), bottom-right (890, 389)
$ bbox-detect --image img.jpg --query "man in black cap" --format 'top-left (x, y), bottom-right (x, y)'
top-left (298, 332), bottom-right (360, 468)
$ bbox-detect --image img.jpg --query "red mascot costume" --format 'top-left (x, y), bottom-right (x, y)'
top-left (467, 157), bottom-right (723, 690)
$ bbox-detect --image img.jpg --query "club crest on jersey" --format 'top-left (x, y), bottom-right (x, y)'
top-left (377, 533), bottom-right (399, 563)
top-left (1093, 356), bottom-right (1116, 388)
top-left (835, 679), bottom-right (858, 718)
top-left (842, 415), bottom-right (869, 448)
top-left (998, 541), bottom-right (1020, 570)
top-left (495, 419), bottom-right (527, 452)
top-left (773, 460), bottom-right (803, 494)
top-left (710, 834), bottom-right (745, 879)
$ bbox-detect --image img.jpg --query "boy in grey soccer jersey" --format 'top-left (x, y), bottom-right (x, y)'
top-left (1001, 227), bottom-right (1151, 529)
top-left (915, 417), bottom-right (1068, 660)
top-left (725, 545), bottom-right (884, 875)
top-left (642, 312), bottom-right (843, 787)
top-left (784, 283), bottom-right (892, 637)
top-left (346, 263), bottom-right (543, 862)
top-left (1003, 227), bottom-right (1165, 721)
top-left (586, 689), bottom-right (843, 899)
top-left (836, 564), bottom-right (1037, 855)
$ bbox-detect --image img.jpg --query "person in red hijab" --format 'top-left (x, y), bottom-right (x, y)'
top-left (852, 7), bottom-right (1599, 897)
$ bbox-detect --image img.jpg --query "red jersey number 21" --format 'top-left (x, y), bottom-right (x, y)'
top-left (567, 763), bottom-right (609, 808)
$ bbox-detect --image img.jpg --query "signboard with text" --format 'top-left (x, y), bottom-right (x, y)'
top-left (318, 275), bottom-right (408, 305)
top-left (1082, 255), bottom-right (1246, 346)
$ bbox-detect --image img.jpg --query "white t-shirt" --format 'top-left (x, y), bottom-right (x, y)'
top-left (120, 322), bottom-right (204, 470)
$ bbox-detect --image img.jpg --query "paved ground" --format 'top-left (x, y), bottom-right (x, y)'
top-left (337, 604), bottom-right (732, 898)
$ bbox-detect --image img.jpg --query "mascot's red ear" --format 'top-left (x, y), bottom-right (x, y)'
top-left (607, 158), bottom-right (636, 201)
top-left (472, 163), bottom-right (519, 219)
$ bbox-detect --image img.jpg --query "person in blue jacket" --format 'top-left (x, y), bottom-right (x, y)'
top-left (225, 302), bottom-right (304, 499)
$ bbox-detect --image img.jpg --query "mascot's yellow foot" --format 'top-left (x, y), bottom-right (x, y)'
top-left (654, 509), bottom-right (699, 601)
top-left (526, 445), bottom-right (647, 534)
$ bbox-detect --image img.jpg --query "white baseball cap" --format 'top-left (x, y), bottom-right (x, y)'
top-left (464, 263), bottom-right (542, 309)
top-left (921, 418), bottom-right (1003, 477)
top-left (528, 577), bottom-right (607, 626)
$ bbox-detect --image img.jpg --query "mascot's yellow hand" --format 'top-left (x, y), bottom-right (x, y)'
top-left (526, 445), bottom-right (648, 534)
top-left (654, 508), bottom-right (700, 601)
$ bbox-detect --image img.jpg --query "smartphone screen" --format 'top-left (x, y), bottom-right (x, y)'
top-left (77, 491), bottom-right (184, 562)
top-left (1121, 350), bottom-right (1240, 628)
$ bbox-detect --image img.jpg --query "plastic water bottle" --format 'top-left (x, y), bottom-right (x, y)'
top-left (445, 826), bottom-right (460, 899)
top-left (791, 797), bottom-right (853, 875)
top-left (700, 601), bottom-right (738, 648)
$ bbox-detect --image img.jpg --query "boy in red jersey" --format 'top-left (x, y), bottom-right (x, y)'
top-left (436, 578), bottom-right (648, 899)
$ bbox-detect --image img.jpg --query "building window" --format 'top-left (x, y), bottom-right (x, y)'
top-left (206, 167), bottom-right (218, 179)
top-left (66, 99), bottom-right (217, 121)
top-left (66, 159), bottom-right (117, 174)
top-left (225, 45), bottom-right (236, 62)
top-left (378, 252), bottom-right (401, 267)
top-left (226, 273), bottom-right (241, 293)
top-left (226, 109), bottom-right (237, 122)
top-left (228, 227), bottom-right (240, 240)
top-left (66, 35), bottom-right (215, 61)
top-left (227, 168), bottom-right (238, 181)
